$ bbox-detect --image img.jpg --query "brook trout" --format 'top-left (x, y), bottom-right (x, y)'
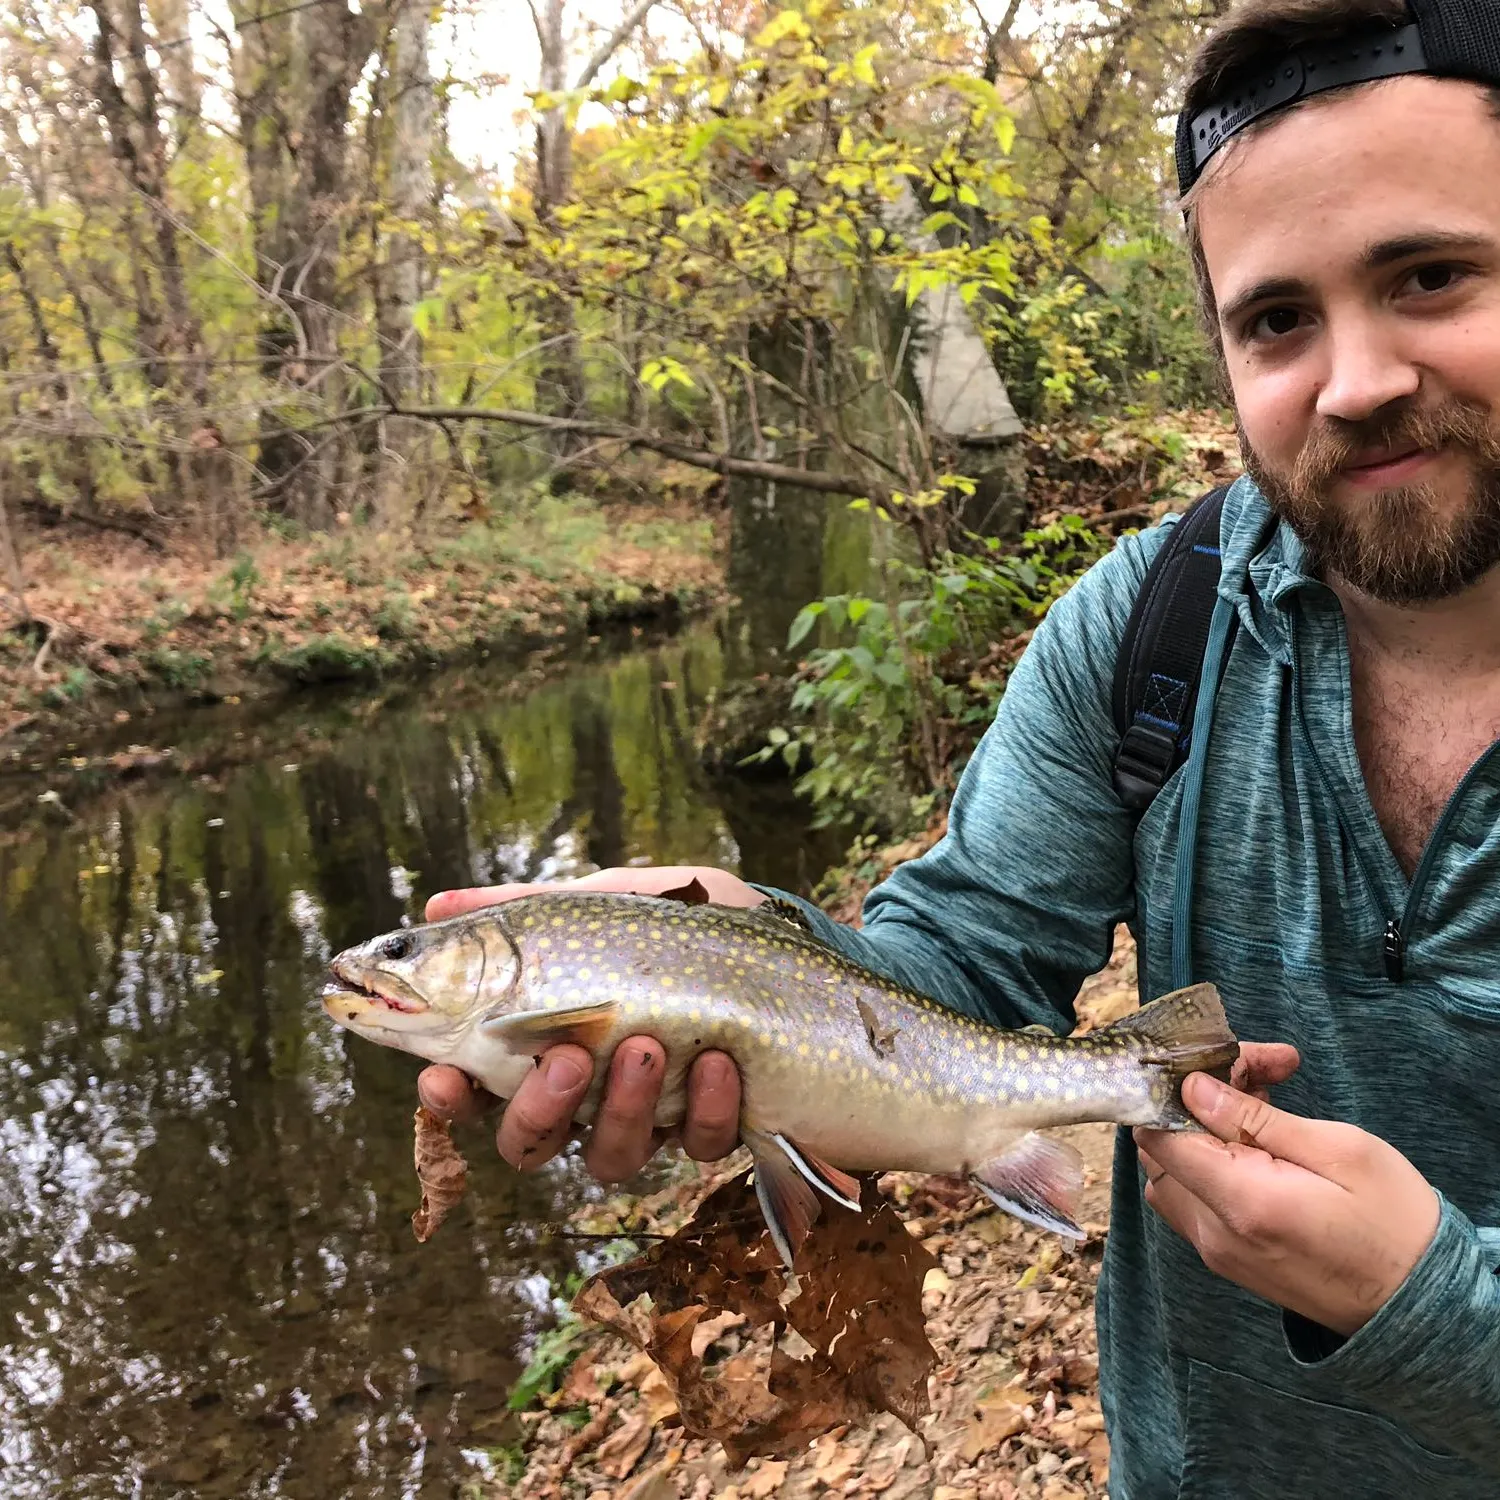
top-left (322, 890), bottom-right (1239, 1263)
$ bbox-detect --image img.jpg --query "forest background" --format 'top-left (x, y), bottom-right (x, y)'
top-left (0, 0), bottom-right (1234, 810)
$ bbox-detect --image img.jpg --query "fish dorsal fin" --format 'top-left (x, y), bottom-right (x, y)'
top-left (762, 895), bottom-right (817, 932)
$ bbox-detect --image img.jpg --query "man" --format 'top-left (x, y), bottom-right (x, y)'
top-left (421, 0), bottom-right (1500, 1492)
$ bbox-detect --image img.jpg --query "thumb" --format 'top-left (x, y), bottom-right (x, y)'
top-left (1183, 1072), bottom-right (1345, 1171)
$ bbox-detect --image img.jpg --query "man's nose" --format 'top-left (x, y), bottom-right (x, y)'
top-left (1315, 313), bottom-right (1421, 424)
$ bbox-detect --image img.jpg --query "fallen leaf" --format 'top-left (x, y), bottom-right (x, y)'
top-left (741, 1459), bottom-right (788, 1497)
top-left (639, 1365), bottom-right (680, 1424)
top-left (960, 1398), bottom-right (1027, 1460)
top-left (560, 1354), bottom-right (607, 1407)
top-left (573, 1168), bottom-right (936, 1467)
top-left (1086, 1431), bottom-right (1111, 1485)
top-left (595, 1412), bottom-right (652, 1480)
top-left (690, 1309), bottom-right (746, 1358)
top-left (411, 1107), bottom-right (467, 1242)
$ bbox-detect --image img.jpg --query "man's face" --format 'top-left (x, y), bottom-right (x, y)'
top-left (1195, 77), bottom-right (1500, 605)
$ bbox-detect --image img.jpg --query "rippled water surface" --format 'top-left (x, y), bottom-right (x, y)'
top-left (0, 608), bottom-right (849, 1497)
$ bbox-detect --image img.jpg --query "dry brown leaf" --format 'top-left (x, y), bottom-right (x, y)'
top-left (595, 1412), bottom-right (653, 1480)
top-left (560, 1354), bottom-right (608, 1407)
top-left (573, 1168), bottom-right (937, 1468)
top-left (740, 1459), bottom-right (789, 1497)
top-left (639, 1365), bottom-right (680, 1425)
top-left (1086, 1432), bottom-right (1111, 1486)
top-left (960, 1398), bottom-right (1027, 1460)
top-left (690, 1309), bottom-right (746, 1358)
top-left (411, 1107), bottom-right (467, 1242)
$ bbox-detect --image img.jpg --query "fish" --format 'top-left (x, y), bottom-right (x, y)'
top-left (322, 889), bottom-right (1240, 1265)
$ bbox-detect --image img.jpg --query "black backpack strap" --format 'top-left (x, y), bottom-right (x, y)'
top-left (1111, 486), bottom-right (1236, 812)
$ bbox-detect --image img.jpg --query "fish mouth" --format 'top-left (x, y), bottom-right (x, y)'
top-left (323, 957), bottom-right (432, 1018)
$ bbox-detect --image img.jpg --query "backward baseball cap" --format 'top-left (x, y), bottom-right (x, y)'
top-left (1175, 0), bottom-right (1500, 195)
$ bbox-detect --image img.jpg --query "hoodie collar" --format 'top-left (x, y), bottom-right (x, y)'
top-left (1216, 474), bottom-right (1325, 666)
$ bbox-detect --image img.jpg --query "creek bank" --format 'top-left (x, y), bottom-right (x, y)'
top-left (0, 494), bottom-right (725, 758)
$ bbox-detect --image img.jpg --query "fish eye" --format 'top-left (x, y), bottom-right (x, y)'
top-left (379, 934), bottom-right (413, 962)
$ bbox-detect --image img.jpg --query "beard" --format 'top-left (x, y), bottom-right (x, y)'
top-left (1239, 397), bottom-right (1500, 606)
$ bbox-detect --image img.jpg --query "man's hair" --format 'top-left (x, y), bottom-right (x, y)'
top-left (1179, 0), bottom-right (1500, 357)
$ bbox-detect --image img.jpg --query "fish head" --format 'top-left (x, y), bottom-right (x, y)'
top-left (322, 909), bottom-right (521, 1055)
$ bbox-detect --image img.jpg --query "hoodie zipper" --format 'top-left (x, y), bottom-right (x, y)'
top-left (1296, 652), bottom-right (1500, 984)
top-left (1383, 743), bottom-right (1500, 982)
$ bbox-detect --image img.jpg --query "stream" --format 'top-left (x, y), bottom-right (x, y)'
top-left (0, 488), bottom-right (867, 1497)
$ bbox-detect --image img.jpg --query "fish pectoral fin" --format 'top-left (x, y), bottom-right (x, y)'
top-left (479, 1000), bottom-right (620, 1054)
top-left (971, 1131), bottom-right (1086, 1241)
top-left (774, 1133), bottom-right (862, 1212)
top-left (744, 1126), bottom-right (823, 1269)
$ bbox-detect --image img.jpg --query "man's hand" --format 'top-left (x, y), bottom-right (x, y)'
top-left (416, 866), bottom-right (756, 1181)
top-left (1136, 1057), bottom-right (1439, 1337)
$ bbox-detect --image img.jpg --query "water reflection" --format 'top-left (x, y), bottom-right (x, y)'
top-left (0, 625), bottom-right (846, 1497)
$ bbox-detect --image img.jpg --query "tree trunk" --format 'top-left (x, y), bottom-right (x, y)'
top-left (231, 0), bottom-right (372, 527)
top-left (374, 0), bottom-right (436, 525)
top-left (90, 0), bottom-right (205, 526)
top-left (531, 0), bottom-right (586, 465)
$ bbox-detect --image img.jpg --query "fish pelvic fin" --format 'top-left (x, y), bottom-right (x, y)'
top-left (971, 1131), bottom-right (1085, 1241)
top-left (743, 1126), bottom-right (824, 1268)
top-left (773, 1133), bottom-right (862, 1212)
top-left (1101, 981), bottom-right (1240, 1129)
top-left (479, 999), bottom-right (620, 1054)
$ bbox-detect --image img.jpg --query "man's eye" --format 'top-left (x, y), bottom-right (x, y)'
top-left (1249, 306), bottom-right (1304, 340)
top-left (1408, 263), bottom-right (1460, 294)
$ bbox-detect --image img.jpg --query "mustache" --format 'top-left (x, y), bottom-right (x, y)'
top-left (1294, 399), bottom-right (1500, 490)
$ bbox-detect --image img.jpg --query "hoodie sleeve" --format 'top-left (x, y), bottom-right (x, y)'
top-left (755, 520), bottom-right (1177, 1033)
top-left (1283, 1197), bottom-right (1500, 1475)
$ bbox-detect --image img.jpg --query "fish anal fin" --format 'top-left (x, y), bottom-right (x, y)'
top-left (744, 1126), bottom-right (823, 1267)
top-left (971, 1131), bottom-right (1085, 1241)
top-left (480, 1000), bottom-right (620, 1054)
top-left (774, 1133), bottom-right (862, 1212)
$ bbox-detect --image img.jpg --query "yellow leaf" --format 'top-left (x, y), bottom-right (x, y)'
top-left (753, 9), bottom-right (810, 47)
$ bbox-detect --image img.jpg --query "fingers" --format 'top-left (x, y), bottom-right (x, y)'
top-left (417, 1065), bottom-right (499, 1126)
top-left (424, 866), bottom-right (765, 922)
top-left (583, 1037), bottom-right (667, 1183)
top-left (496, 1045), bottom-right (595, 1171)
top-left (426, 884), bottom-right (546, 921)
top-left (1229, 1042), bottom-right (1301, 1099)
top-left (681, 1051), bottom-right (741, 1162)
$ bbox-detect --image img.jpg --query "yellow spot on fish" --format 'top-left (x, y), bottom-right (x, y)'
top-left (797, 1043), bottom-right (810, 1057)
top-left (626, 923), bottom-right (640, 934)
top-left (566, 939), bottom-right (582, 951)
top-left (966, 1039), bottom-right (975, 1052)
top-left (828, 1048), bottom-right (840, 1063)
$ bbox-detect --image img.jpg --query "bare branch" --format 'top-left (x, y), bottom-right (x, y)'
top-left (574, 0), bottom-right (656, 90)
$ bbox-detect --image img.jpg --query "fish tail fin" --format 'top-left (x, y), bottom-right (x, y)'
top-left (1101, 982), bottom-right (1240, 1130)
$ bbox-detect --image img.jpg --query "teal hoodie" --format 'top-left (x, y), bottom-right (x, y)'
top-left (763, 475), bottom-right (1500, 1498)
